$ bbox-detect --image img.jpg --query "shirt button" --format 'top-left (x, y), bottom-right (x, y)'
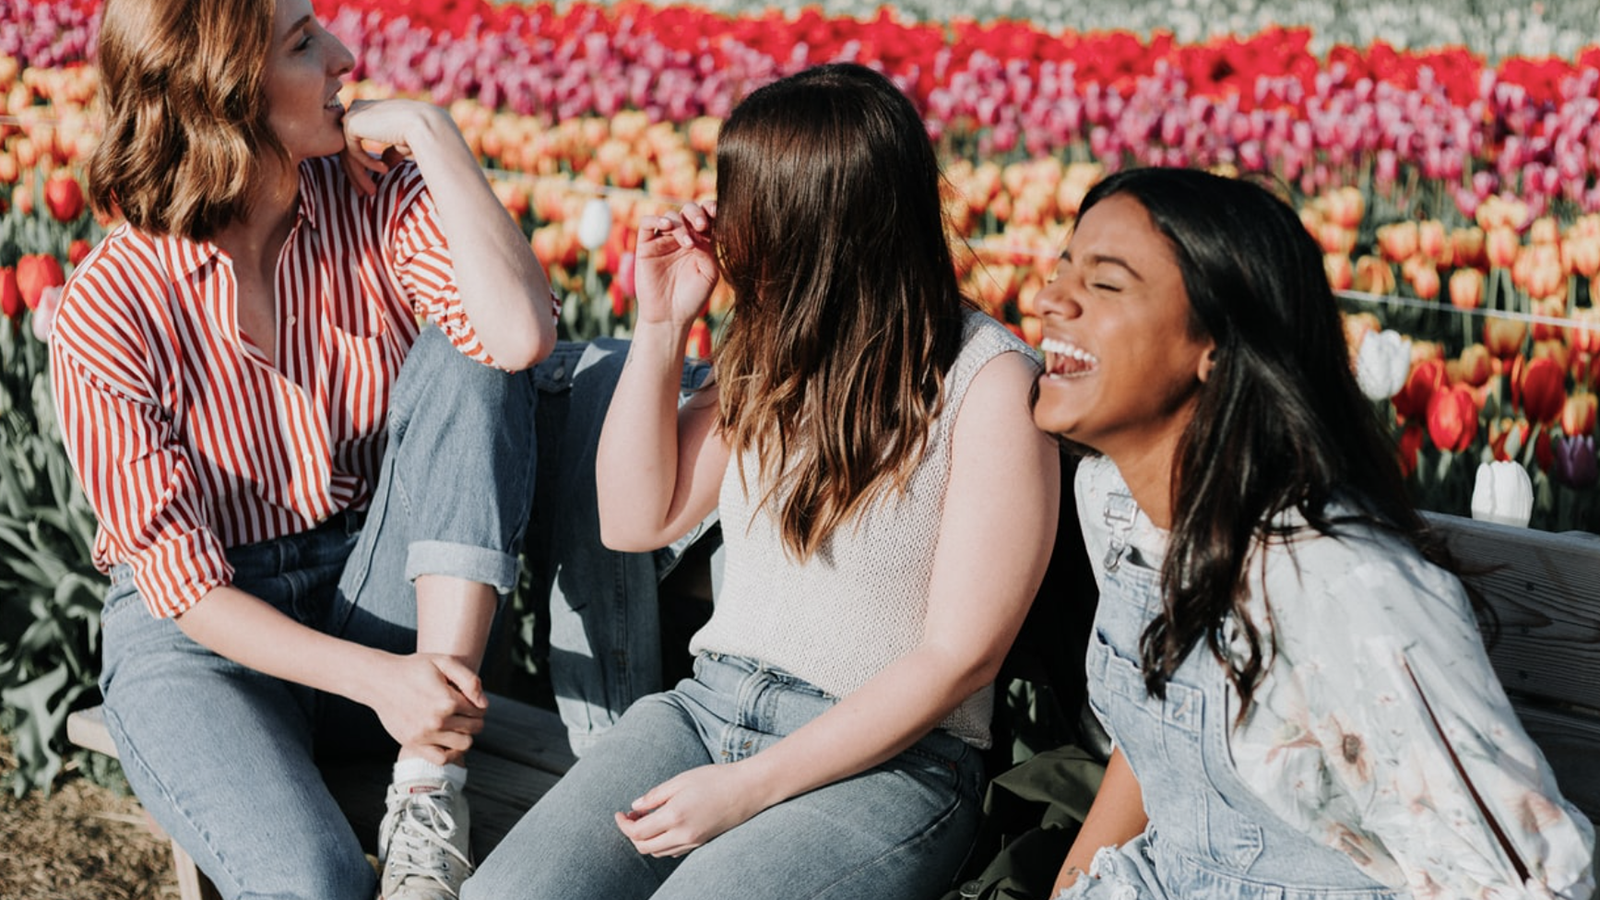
top-left (286, 314), bottom-right (297, 325)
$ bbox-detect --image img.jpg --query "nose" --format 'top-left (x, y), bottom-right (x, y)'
top-left (1034, 265), bottom-right (1082, 320)
top-left (327, 30), bottom-right (355, 78)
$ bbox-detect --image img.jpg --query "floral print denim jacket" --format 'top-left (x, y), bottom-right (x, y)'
top-left (1075, 456), bottom-right (1596, 899)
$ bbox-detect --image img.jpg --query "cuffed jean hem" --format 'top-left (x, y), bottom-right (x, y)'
top-left (404, 540), bottom-right (520, 594)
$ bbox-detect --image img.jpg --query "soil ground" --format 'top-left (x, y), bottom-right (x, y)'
top-left (0, 734), bottom-right (178, 900)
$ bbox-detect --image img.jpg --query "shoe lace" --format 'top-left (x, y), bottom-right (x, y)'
top-left (382, 790), bottom-right (472, 894)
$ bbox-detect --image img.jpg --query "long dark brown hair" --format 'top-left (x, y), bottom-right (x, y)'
top-left (1078, 168), bottom-right (1477, 715)
top-left (712, 63), bottom-right (972, 560)
top-left (88, 0), bottom-right (285, 239)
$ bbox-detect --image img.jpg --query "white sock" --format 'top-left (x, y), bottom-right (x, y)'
top-left (392, 757), bottom-right (468, 790)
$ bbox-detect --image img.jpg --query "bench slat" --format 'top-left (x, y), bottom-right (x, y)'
top-left (1514, 703), bottom-right (1600, 825)
top-left (1428, 514), bottom-right (1600, 712)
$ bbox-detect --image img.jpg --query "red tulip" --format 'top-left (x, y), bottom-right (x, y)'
top-left (44, 170), bottom-right (84, 223)
top-left (67, 239), bottom-right (91, 267)
top-left (685, 319), bottom-right (712, 360)
top-left (16, 254), bottom-right (65, 311)
top-left (1391, 358), bottom-right (1446, 422)
top-left (1515, 356), bottom-right (1565, 425)
top-left (1426, 384), bottom-right (1479, 453)
top-left (0, 266), bottom-right (20, 321)
top-left (1397, 421), bottom-right (1425, 478)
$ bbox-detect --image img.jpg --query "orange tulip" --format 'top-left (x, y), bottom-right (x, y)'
top-left (1451, 227), bottom-right (1486, 269)
top-left (1324, 185), bottom-right (1365, 230)
top-left (1426, 384), bottom-right (1479, 453)
top-left (1317, 223), bottom-right (1356, 256)
top-left (1448, 268), bottom-right (1484, 310)
top-left (1485, 226), bottom-right (1519, 269)
top-left (1457, 344), bottom-right (1493, 387)
top-left (1482, 316), bottom-right (1527, 360)
top-left (1562, 393), bottom-right (1597, 438)
top-left (1352, 255), bottom-right (1396, 296)
top-left (1376, 221), bottom-right (1419, 263)
top-left (1567, 308), bottom-right (1600, 358)
top-left (1406, 259), bottom-right (1440, 300)
top-left (1562, 235), bottom-right (1600, 279)
top-left (1021, 315), bottom-right (1043, 347)
top-left (1323, 253), bottom-right (1353, 291)
top-left (1418, 220), bottom-right (1449, 263)
top-left (1529, 216), bottom-right (1560, 245)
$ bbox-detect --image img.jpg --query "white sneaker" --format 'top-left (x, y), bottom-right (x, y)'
top-left (377, 777), bottom-right (473, 900)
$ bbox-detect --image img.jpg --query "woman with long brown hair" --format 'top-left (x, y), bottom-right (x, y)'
top-left (1031, 168), bottom-right (1592, 899)
top-left (50, 0), bottom-right (556, 897)
top-left (466, 62), bottom-right (1061, 900)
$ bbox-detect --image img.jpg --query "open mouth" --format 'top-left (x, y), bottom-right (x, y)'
top-left (1040, 336), bottom-right (1098, 378)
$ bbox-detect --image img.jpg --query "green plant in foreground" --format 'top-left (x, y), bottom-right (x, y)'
top-left (0, 311), bottom-right (111, 796)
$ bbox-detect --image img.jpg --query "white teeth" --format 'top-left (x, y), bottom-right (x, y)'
top-left (1040, 336), bottom-right (1098, 365)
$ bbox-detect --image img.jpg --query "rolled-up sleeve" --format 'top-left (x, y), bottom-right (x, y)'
top-left (50, 323), bottom-right (231, 619)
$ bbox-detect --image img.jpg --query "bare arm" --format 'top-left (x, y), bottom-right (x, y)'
top-left (596, 203), bottom-right (728, 551)
top-left (175, 586), bottom-right (487, 765)
top-left (342, 100), bottom-right (555, 370)
top-left (615, 349), bottom-right (1062, 855)
top-left (1052, 747), bottom-right (1147, 895)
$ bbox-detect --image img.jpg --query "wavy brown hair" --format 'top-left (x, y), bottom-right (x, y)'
top-left (88, 0), bottom-right (284, 240)
top-left (712, 63), bottom-right (972, 560)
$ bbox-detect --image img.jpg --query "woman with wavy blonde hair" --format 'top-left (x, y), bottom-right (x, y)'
top-left (466, 62), bottom-right (1062, 900)
top-left (52, 0), bottom-right (556, 897)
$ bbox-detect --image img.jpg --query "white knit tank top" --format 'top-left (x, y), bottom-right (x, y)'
top-left (688, 310), bottom-right (1035, 747)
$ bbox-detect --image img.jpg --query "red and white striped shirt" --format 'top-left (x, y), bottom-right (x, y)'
top-left (51, 158), bottom-right (500, 619)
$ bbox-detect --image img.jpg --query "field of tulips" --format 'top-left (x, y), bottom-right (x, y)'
top-left (2, 0), bottom-right (1599, 793)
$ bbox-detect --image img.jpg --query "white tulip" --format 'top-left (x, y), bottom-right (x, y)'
top-left (1470, 460), bottom-right (1533, 528)
top-left (577, 197), bottom-right (612, 251)
top-left (1354, 329), bottom-right (1411, 400)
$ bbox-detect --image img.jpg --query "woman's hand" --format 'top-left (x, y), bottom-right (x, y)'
top-left (362, 651), bottom-right (489, 764)
top-left (634, 201), bottom-right (719, 328)
top-left (613, 761), bottom-right (769, 857)
top-left (337, 98), bottom-right (449, 196)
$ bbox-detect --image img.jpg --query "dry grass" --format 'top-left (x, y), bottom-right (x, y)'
top-left (0, 735), bottom-right (178, 900)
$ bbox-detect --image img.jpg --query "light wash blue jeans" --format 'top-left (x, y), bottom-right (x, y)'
top-left (97, 328), bottom-right (537, 900)
top-left (1062, 528), bottom-right (1400, 899)
top-left (526, 339), bottom-right (719, 756)
top-left (463, 652), bottom-right (987, 900)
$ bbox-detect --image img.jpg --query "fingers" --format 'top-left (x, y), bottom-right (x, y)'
top-left (434, 656), bottom-right (488, 708)
top-left (613, 808), bottom-right (699, 858)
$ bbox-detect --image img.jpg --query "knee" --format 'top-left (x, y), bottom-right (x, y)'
top-left (229, 844), bottom-right (374, 900)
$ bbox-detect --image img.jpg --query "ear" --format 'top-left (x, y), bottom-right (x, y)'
top-left (1197, 343), bottom-right (1218, 383)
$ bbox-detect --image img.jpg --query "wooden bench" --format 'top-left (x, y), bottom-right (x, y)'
top-left (1426, 513), bottom-right (1600, 823)
top-left (65, 694), bottom-right (575, 900)
top-left (62, 512), bottom-right (1600, 898)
